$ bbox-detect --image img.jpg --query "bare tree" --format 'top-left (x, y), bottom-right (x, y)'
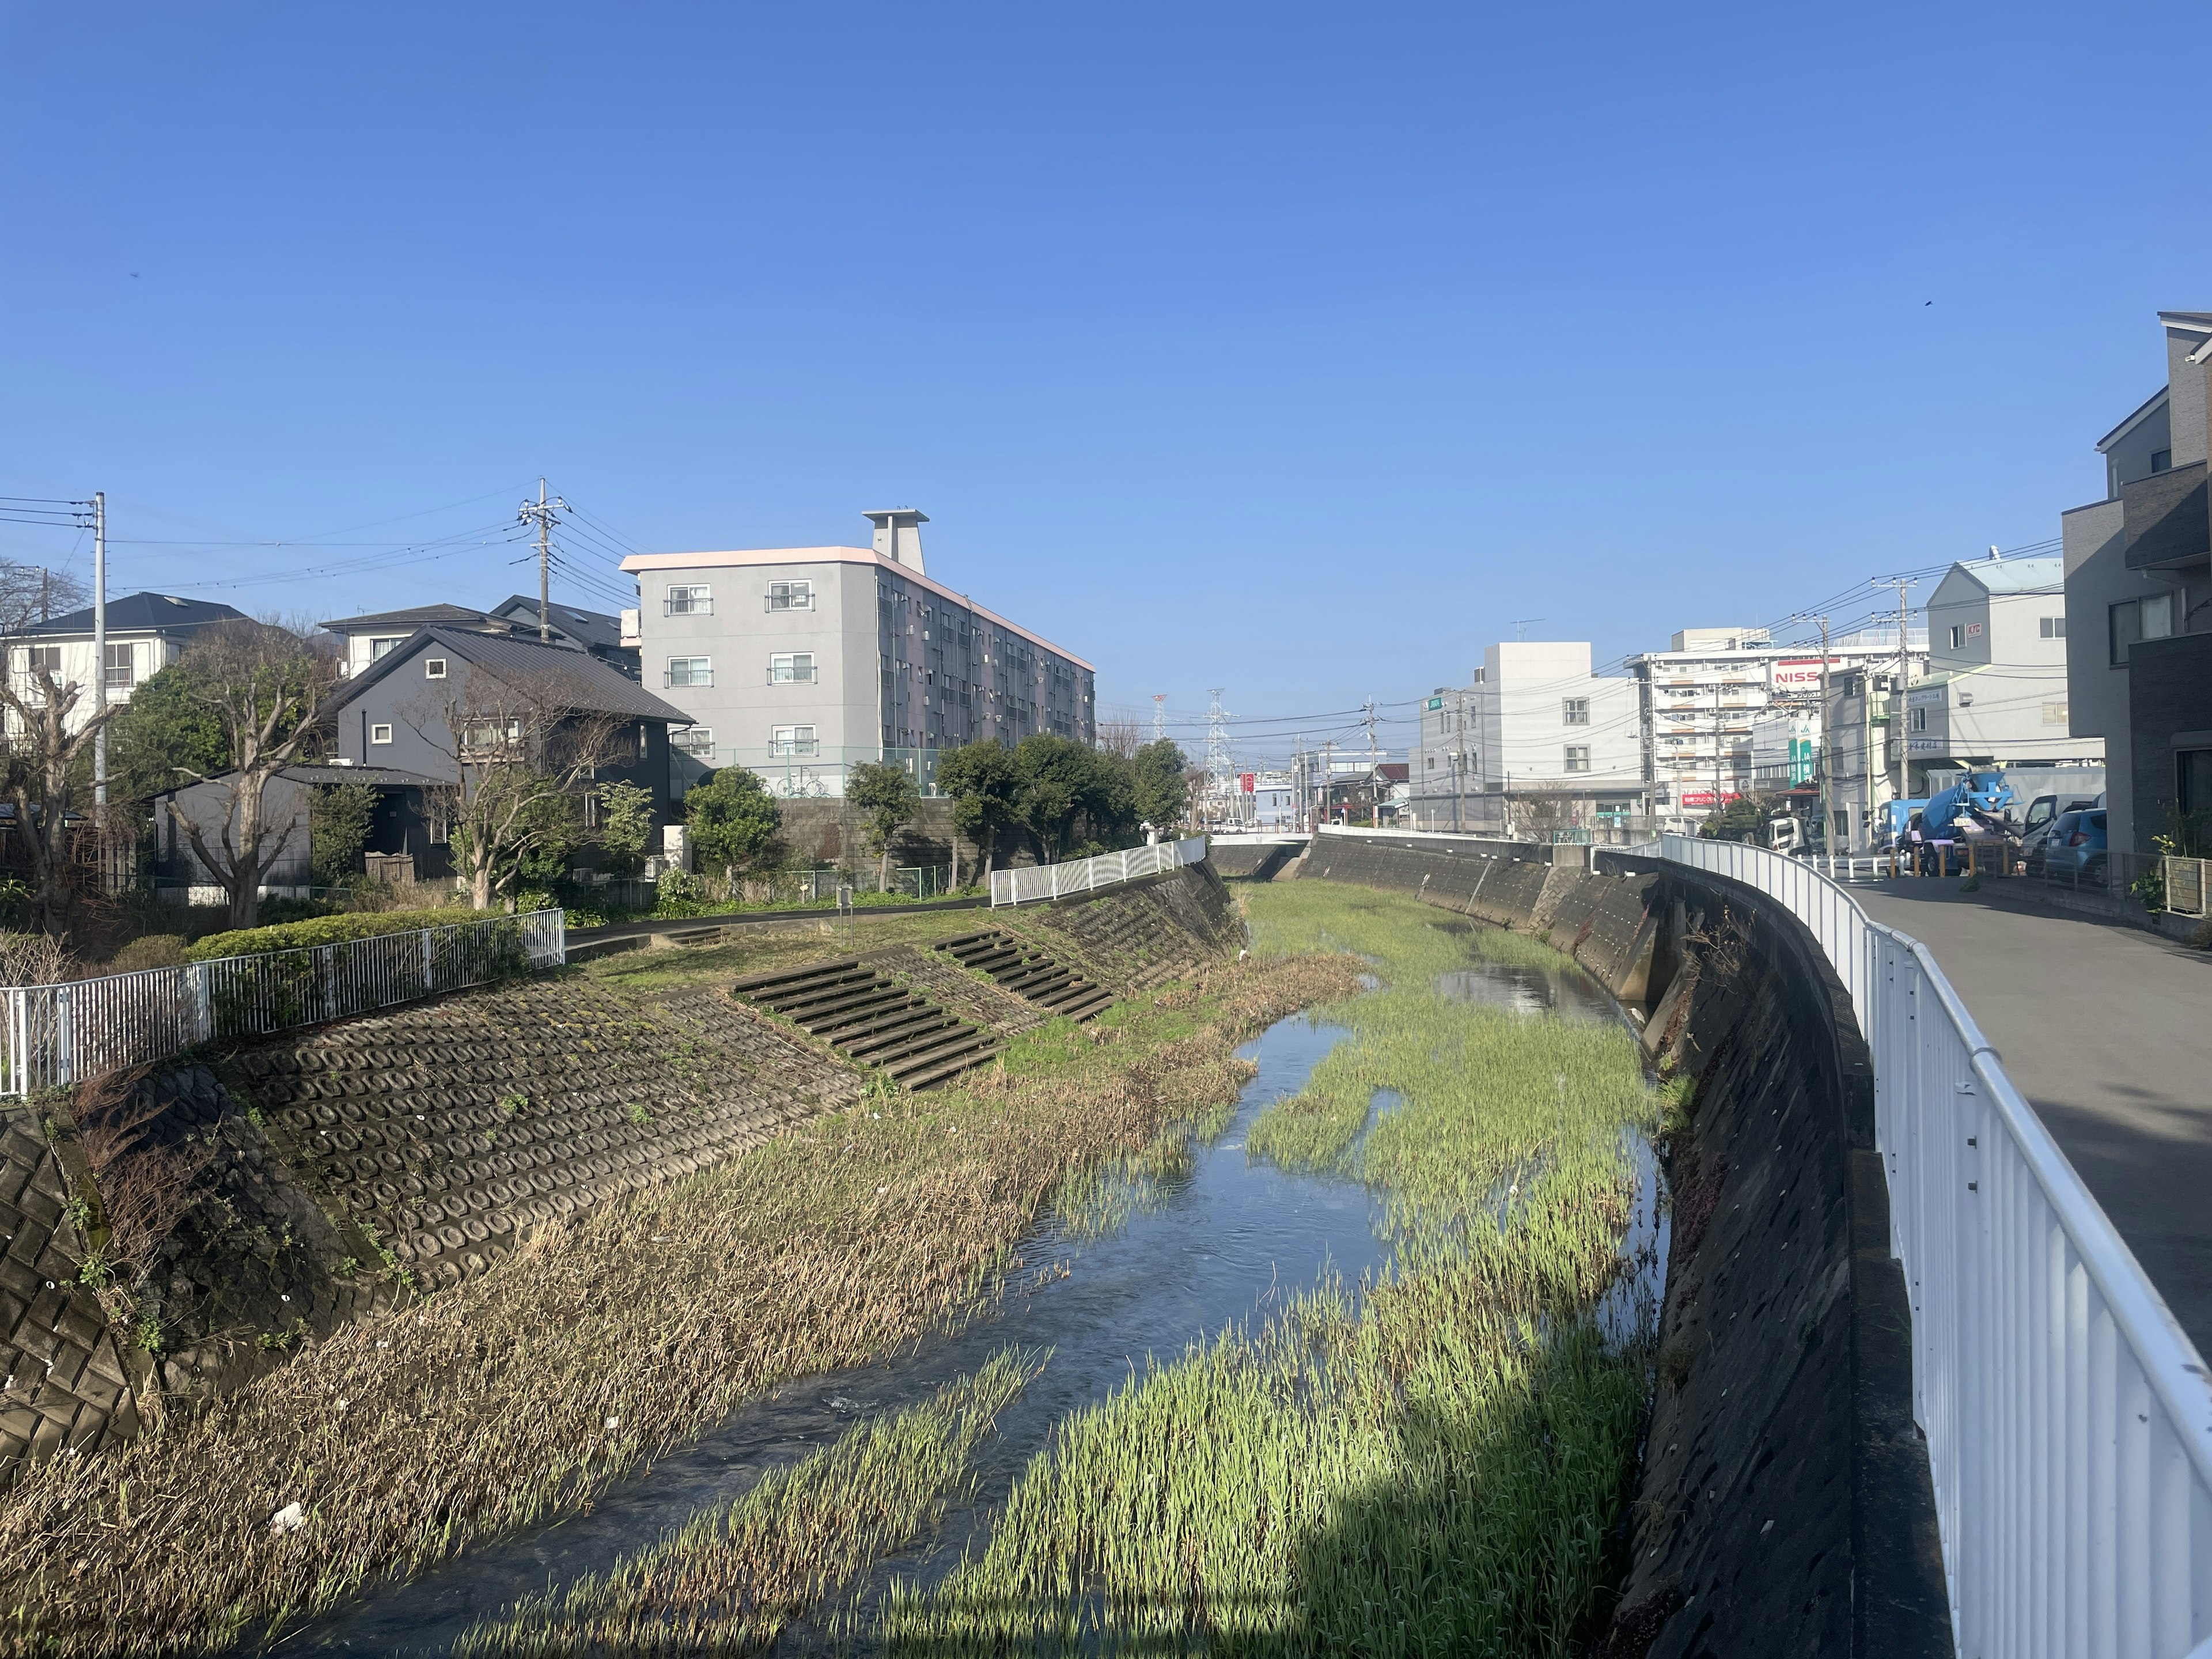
top-left (1094, 716), bottom-right (1144, 760)
top-left (0, 559), bottom-right (90, 640)
top-left (402, 666), bottom-right (623, 910)
top-left (162, 621), bottom-right (338, 929)
top-left (1509, 783), bottom-right (1584, 842)
top-left (0, 662), bottom-right (118, 940)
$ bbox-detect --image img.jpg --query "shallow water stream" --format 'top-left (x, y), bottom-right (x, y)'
top-left (283, 948), bottom-right (1637, 1656)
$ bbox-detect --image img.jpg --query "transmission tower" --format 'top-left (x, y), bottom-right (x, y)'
top-left (1152, 694), bottom-right (1166, 743)
top-left (1203, 690), bottom-right (1238, 791)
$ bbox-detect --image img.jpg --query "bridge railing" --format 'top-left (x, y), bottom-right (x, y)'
top-left (1, 910), bottom-right (566, 1096)
top-left (988, 837), bottom-right (1206, 908)
top-left (1657, 833), bottom-right (2212, 1658)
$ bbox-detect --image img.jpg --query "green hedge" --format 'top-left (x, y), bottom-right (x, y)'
top-left (185, 907), bottom-right (490, 962)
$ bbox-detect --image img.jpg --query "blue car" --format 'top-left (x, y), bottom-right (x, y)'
top-left (2040, 808), bottom-right (2107, 882)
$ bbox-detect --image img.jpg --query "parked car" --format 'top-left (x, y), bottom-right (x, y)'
top-left (2019, 794), bottom-right (2099, 873)
top-left (2039, 808), bottom-right (2107, 883)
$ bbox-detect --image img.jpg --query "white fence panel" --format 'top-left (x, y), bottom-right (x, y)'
top-left (1, 911), bottom-right (565, 1097)
top-left (990, 836), bottom-right (1207, 908)
top-left (1654, 834), bottom-right (2212, 1657)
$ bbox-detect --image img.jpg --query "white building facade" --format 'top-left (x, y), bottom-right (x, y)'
top-left (1905, 555), bottom-right (2102, 787)
top-left (620, 509), bottom-right (1095, 798)
top-left (6, 593), bottom-right (247, 736)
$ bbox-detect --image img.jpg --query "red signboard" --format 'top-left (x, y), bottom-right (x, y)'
top-left (1677, 790), bottom-right (1741, 809)
top-left (1771, 658), bottom-right (1842, 689)
top-left (1238, 772), bottom-right (1255, 793)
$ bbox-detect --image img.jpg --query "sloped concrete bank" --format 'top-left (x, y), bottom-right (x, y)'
top-left (0, 865), bottom-right (1243, 1485)
top-left (1296, 832), bottom-right (1950, 1659)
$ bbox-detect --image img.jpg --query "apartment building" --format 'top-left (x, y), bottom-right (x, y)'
top-left (1478, 642), bottom-right (1640, 835)
top-left (1904, 554), bottom-right (2100, 786)
top-left (1405, 683), bottom-right (1482, 830)
top-left (2064, 309), bottom-right (2212, 857)
top-left (1630, 627), bottom-right (1923, 834)
top-left (620, 509), bottom-right (1096, 797)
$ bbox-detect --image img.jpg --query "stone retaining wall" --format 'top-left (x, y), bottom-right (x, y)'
top-left (1297, 835), bottom-right (1951, 1658)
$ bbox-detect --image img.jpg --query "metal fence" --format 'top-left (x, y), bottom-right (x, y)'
top-left (990, 837), bottom-right (1206, 907)
top-left (0, 910), bottom-right (565, 1097)
top-left (1656, 834), bottom-right (2212, 1657)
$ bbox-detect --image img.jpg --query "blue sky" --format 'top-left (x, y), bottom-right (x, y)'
top-left (3, 2), bottom-right (2206, 762)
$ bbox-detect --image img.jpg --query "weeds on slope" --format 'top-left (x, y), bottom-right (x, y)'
top-left (0, 950), bottom-right (1359, 1658)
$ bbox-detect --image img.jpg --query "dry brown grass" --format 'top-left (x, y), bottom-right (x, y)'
top-left (69, 1068), bottom-right (219, 1294)
top-left (0, 950), bottom-right (1358, 1657)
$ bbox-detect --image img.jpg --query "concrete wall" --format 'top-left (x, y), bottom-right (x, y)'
top-left (1294, 831), bottom-right (1950, 1657)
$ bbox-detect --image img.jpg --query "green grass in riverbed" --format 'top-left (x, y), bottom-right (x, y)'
top-left (881, 885), bottom-right (1658, 1657)
top-left (454, 1348), bottom-right (1043, 1659)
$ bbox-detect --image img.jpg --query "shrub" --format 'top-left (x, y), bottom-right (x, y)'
top-left (185, 907), bottom-right (485, 961)
top-left (109, 935), bottom-right (188, 973)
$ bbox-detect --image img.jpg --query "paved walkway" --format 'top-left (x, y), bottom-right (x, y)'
top-left (1855, 880), bottom-right (2212, 1355)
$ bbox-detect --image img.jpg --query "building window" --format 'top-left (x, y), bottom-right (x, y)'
top-left (766, 581), bottom-right (813, 612)
top-left (2042, 700), bottom-right (2069, 726)
top-left (1948, 626), bottom-right (1963, 649)
top-left (665, 585), bottom-right (712, 616)
top-left (103, 643), bottom-right (134, 689)
top-left (2040, 616), bottom-right (2066, 639)
top-left (2110, 592), bottom-right (2176, 664)
top-left (461, 716), bottom-right (524, 753)
top-left (584, 791), bottom-right (600, 831)
top-left (673, 726), bottom-right (714, 759)
top-left (369, 723), bottom-right (393, 745)
top-left (369, 636), bottom-right (404, 660)
top-left (427, 803), bottom-right (449, 845)
top-left (1562, 697), bottom-right (1589, 726)
top-left (666, 657), bottom-right (713, 688)
top-left (1911, 706), bottom-right (1927, 732)
top-left (768, 652), bottom-right (816, 684)
top-left (2181, 749), bottom-right (2212, 816)
top-left (771, 724), bottom-right (819, 757)
top-left (2152, 449), bottom-right (2173, 474)
top-left (17, 645), bottom-right (61, 679)
top-left (1563, 745), bottom-right (1591, 773)
top-left (425, 657), bottom-right (448, 679)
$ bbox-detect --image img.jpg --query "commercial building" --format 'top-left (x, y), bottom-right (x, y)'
top-left (1630, 627), bottom-right (1924, 834)
top-left (1401, 643), bottom-right (1642, 838)
top-left (620, 509), bottom-right (1096, 798)
top-left (2064, 309), bottom-right (2212, 859)
top-left (1903, 554), bottom-right (2100, 785)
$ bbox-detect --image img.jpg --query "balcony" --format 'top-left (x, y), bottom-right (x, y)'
top-left (2123, 459), bottom-right (2209, 571)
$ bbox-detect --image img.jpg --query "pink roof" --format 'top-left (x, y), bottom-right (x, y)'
top-left (619, 546), bottom-right (1094, 672)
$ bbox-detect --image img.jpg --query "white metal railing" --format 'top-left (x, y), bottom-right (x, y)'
top-left (1657, 833), bottom-right (2212, 1657)
top-left (989, 837), bottom-right (1206, 907)
top-left (0, 910), bottom-right (565, 1097)
top-left (1808, 852), bottom-right (1889, 884)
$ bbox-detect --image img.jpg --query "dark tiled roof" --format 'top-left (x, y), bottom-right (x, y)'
top-left (150, 763), bottom-right (442, 800)
top-left (489, 596), bottom-right (628, 652)
top-left (331, 627), bottom-right (688, 724)
top-left (26, 592), bottom-right (247, 635)
top-left (319, 602), bottom-right (506, 632)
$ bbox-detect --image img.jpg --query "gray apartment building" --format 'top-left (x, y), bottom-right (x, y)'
top-left (2063, 309), bottom-right (2212, 858)
top-left (620, 509), bottom-right (1096, 797)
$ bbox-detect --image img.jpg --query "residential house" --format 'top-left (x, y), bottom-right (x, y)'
top-left (2064, 309), bottom-right (2212, 859)
top-left (323, 628), bottom-right (690, 875)
top-left (321, 599), bottom-right (638, 681)
top-left (618, 508), bottom-right (1096, 799)
top-left (153, 763), bottom-right (443, 897)
top-left (6, 592), bottom-right (247, 734)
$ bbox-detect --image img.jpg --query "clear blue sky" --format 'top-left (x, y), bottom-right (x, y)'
top-left (4, 2), bottom-right (2206, 763)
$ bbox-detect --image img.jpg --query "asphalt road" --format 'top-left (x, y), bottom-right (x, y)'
top-left (1855, 880), bottom-right (2212, 1355)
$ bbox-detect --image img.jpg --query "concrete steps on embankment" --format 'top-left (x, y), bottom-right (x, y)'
top-left (729, 957), bottom-right (1002, 1089)
top-left (933, 930), bottom-right (1115, 1022)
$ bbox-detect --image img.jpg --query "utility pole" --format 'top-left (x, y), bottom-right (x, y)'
top-left (518, 479), bottom-right (568, 642)
top-left (1321, 738), bottom-right (1336, 824)
top-left (1362, 699), bottom-right (1380, 826)
top-left (90, 492), bottom-right (107, 813)
top-left (1816, 614), bottom-right (1831, 858)
top-left (1874, 577), bottom-right (1918, 805)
